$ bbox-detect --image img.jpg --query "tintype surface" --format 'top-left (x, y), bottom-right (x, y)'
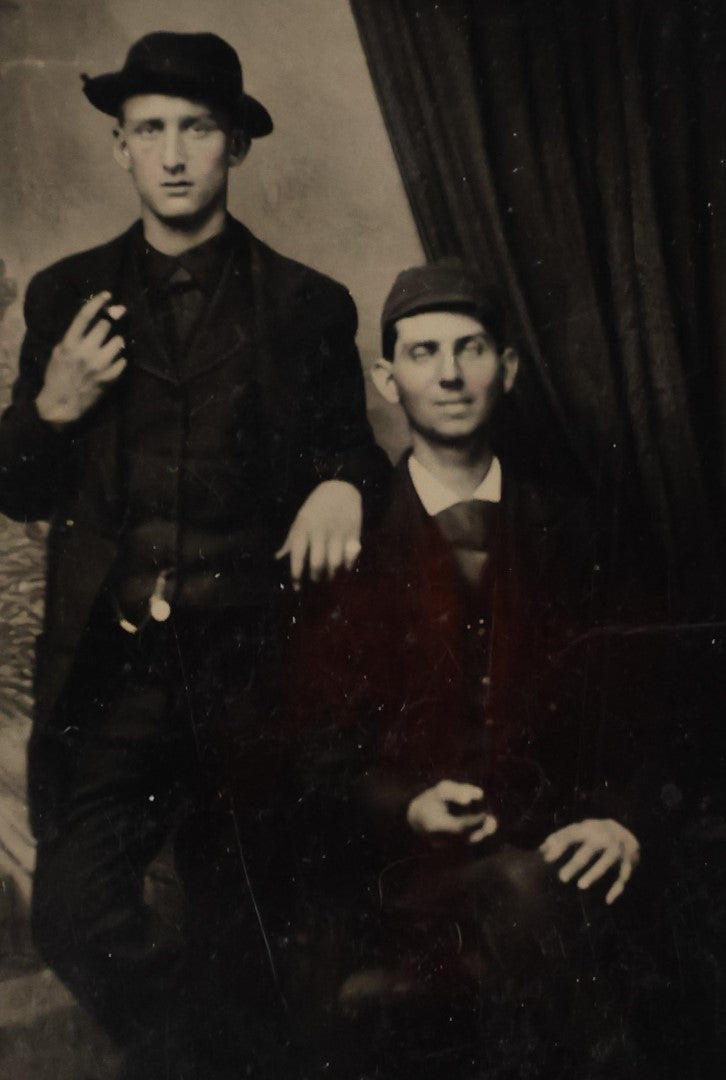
top-left (0, 2), bottom-right (724, 1078)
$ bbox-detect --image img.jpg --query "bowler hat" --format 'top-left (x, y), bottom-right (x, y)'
top-left (81, 31), bottom-right (273, 137)
top-left (382, 257), bottom-right (505, 354)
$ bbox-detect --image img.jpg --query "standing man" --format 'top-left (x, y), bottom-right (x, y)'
top-left (288, 259), bottom-right (641, 1079)
top-left (0, 32), bottom-right (388, 1080)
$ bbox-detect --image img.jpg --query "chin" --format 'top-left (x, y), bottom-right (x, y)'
top-left (420, 426), bottom-right (481, 448)
top-left (155, 194), bottom-right (200, 214)
top-left (155, 204), bottom-right (216, 230)
top-left (156, 205), bottom-right (195, 220)
top-left (434, 418), bottom-right (481, 439)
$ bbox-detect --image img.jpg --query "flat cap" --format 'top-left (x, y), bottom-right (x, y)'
top-left (382, 257), bottom-right (505, 353)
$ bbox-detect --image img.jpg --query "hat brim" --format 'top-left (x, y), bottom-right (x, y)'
top-left (82, 71), bottom-right (273, 138)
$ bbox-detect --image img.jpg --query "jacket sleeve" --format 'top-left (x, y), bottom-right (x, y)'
top-left (303, 286), bottom-right (390, 518)
top-left (0, 271), bottom-right (69, 522)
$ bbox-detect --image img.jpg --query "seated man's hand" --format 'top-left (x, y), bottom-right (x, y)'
top-left (407, 780), bottom-right (498, 845)
top-left (539, 818), bottom-right (640, 905)
top-left (276, 479), bottom-right (362, 589)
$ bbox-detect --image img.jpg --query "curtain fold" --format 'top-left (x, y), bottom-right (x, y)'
top-left (350, 0), bottom-right (726, 616)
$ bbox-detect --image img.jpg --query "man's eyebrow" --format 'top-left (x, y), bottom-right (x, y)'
top-left (455, 332), bottom-right (493, 349)
top-left (128, 112), bottom-right (218, 129)
top-left (180, 113), bottom-right (218, 127)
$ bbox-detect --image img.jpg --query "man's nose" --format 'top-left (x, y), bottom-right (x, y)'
top-left (438, 349), bottom-right (463, 386)
top-left (161, 129), bottom-right (186, 172)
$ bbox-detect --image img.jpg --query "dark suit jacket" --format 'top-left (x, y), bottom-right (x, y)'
top-left (0, 217), bottom-right (389, 730)
top-left (286, 455), bottom-right (611, 897)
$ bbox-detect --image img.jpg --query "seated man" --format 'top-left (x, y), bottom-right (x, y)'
top-left (286, 259), bottom-right (642, 1079)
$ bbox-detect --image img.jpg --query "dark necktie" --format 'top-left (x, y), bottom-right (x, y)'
top-left (434, 499), bottom-right (499, 589)
top-left (166, 265), bottom-right (204, 354)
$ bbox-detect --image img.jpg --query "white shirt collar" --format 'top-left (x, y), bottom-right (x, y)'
top-left (408, 454), bottom-right (502, 516)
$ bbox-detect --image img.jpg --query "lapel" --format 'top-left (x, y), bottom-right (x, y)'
top-left (244, 225), bottom-right (284, 434)
top-left (490, 467), bottom-right (577, 711)
top-left (63, 228), bottom-right (136, 523)
top-left (119, 228), bottom-right (171, 380)
top-left (370, 460), bottom-right (482, 774)
top-left (497, 467), bottom-right (574, 610)
top-left (56, 224), bottom-right (134, 314)
top-left (181, 250), bottom-right (253, 381)
top-left (122, 220), bottom-right (255, 384)
top-left (383, 458), bottom-right (468, 674)
top-left (240, 222), bottom-right (322, 482)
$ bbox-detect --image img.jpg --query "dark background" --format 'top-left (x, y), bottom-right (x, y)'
top-left (352, 0), bottom-right (726, 618)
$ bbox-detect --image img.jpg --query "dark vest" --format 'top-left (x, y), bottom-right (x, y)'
top-left (94, 237), bottom-right (278, 623)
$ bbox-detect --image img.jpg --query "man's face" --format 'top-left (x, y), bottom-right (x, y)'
top-left (376, 310), bottom-right (517, 444)
top-left (114, 94), bottom-right (246, 224)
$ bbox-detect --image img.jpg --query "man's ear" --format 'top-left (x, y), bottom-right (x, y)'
top-left (371, 358), bottom-right (400, 405)
top-left (228, 129), bottom-right (250, 168)
top-left (113, 127), bottom-right (131, 172)
top-left (501, 347), bottom-right (519, 394)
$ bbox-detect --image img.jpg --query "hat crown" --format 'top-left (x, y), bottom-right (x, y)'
top-left (81, 30), bottom-right (273, 137)
top-left (124, 32), bottom-right (243, 94)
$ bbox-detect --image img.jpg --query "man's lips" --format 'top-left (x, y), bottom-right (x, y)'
top-left (161, 182), bottom-right (193, 190)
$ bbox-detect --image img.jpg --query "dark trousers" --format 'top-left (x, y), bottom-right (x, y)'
top-left (314, 845), bottom-right (645, 1080)
top-left (30, 600), bottom-right (293, 1079)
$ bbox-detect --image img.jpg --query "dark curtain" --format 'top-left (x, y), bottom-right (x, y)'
top-left (350, 0), bottom-right (726, 617)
